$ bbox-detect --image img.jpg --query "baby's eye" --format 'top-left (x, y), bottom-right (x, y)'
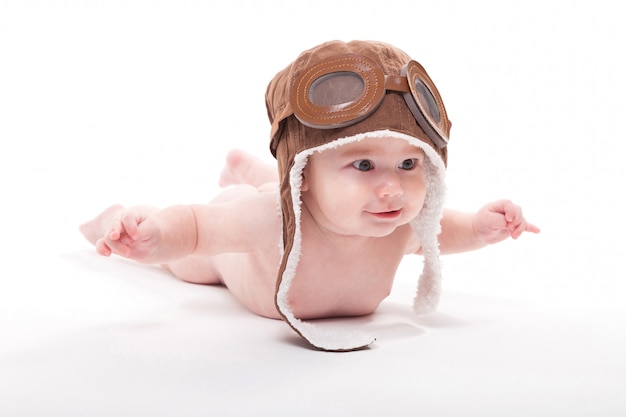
top-left (399, 158), bottom-right (418, 170)
top-left (352, 159), bottom-right (375, 171)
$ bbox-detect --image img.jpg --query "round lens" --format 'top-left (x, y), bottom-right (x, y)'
top-left (290, 54), bottom-right (386, 129)
top-left (415, 80), bottom-right (441, 124)
top-left (308, 72), bottom-right (365, 107)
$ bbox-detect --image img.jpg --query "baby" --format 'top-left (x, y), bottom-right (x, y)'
top-left (80, 40), bottom-right (539, 351)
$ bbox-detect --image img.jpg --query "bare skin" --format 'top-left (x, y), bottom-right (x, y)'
top-left (80, 139), bottom-right (540, 321)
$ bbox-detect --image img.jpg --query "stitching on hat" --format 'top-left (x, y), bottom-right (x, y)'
top-left (293, 55), bottom-right (383, 123)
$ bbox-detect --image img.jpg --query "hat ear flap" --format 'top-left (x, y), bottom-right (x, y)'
top-left (274, 144), bottom-right (376, 352)
top-left (410, 151), bottom-right (446, 313)
top-left (300, 168), bottom-right (309, 192)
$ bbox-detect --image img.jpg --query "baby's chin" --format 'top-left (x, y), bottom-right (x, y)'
top-left (358, 222), bottom-right (412, 239)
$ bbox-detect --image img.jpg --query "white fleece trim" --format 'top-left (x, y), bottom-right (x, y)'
top-left (275, 129), bottom-right (446, 351)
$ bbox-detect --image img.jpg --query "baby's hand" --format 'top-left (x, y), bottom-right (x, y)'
top-left (96, 206), bottom-right (162, 262)
top-left (473, 200), bottom-right (540, 245)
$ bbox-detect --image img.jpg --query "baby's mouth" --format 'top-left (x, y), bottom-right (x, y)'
top-left (369, 209), bottom-right (402, 219)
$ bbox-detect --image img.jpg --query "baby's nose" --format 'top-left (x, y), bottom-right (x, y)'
top-left (375, 172), bottom-right (403, 198)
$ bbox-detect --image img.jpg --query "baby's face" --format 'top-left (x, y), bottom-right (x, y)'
top-left (301, 136), bottom-right (427, 238)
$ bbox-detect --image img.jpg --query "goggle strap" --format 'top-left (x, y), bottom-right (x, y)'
top-left (385, 75), bottom-right (411, 94)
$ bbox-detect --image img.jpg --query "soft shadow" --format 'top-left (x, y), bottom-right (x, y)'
top-left (378, 301), bottom-right (470, 329)
top-left (279, 334), bottom-right (329, 352)
top-left (412, 312), bottom-right (470, 328)
top-left (57, 250), bottom-right (171, 278)
top-left (277, 311), bottom-right (429, 351)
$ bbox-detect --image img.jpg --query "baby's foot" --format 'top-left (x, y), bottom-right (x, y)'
top-left (219, 149), bottom-right (247, 187)
top-left (79, 204), bottom-right (124, 245)
top-left (219, 149), bottom-right (277, 188)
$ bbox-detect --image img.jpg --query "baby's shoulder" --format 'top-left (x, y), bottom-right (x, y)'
top-left (194, 187), bottom-right (282, 254)
top-left (220, 187), bottom-right (282, 239)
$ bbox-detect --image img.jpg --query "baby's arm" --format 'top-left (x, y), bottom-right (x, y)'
top-left (437, 199), bottom-right (540, 255)
top-left (93, 192), bottom-right (277, 264)
top-left (95, 205), bottom-right (199, 263)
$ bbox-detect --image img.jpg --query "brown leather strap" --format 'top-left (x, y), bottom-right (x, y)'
top-left (385, 75), bottom-right (410, 93)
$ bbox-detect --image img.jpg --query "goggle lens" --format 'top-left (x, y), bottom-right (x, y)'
top-left (309, 72), bottom-right (365, 107)
top-left (414, 80), bottom-right (441, 124)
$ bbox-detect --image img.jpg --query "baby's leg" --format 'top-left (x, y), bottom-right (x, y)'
top-left (219, 149), bottom-right (278, 188)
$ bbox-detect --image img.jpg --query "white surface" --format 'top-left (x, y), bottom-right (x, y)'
top-left (1, 1), bottom-right (625, 416)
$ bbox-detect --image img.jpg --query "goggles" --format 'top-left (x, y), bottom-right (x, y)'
top-left (289, 54), bottom-right (450, 148)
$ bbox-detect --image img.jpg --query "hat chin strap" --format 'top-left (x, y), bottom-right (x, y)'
top-left (274, 130), bottom-right (446, 352)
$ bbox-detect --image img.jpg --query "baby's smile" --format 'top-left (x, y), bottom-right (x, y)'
top-left (367, 209), bottom-right (403, 220)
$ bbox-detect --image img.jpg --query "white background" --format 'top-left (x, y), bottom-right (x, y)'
top-left (1, 1), bottom-right (625, 416)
